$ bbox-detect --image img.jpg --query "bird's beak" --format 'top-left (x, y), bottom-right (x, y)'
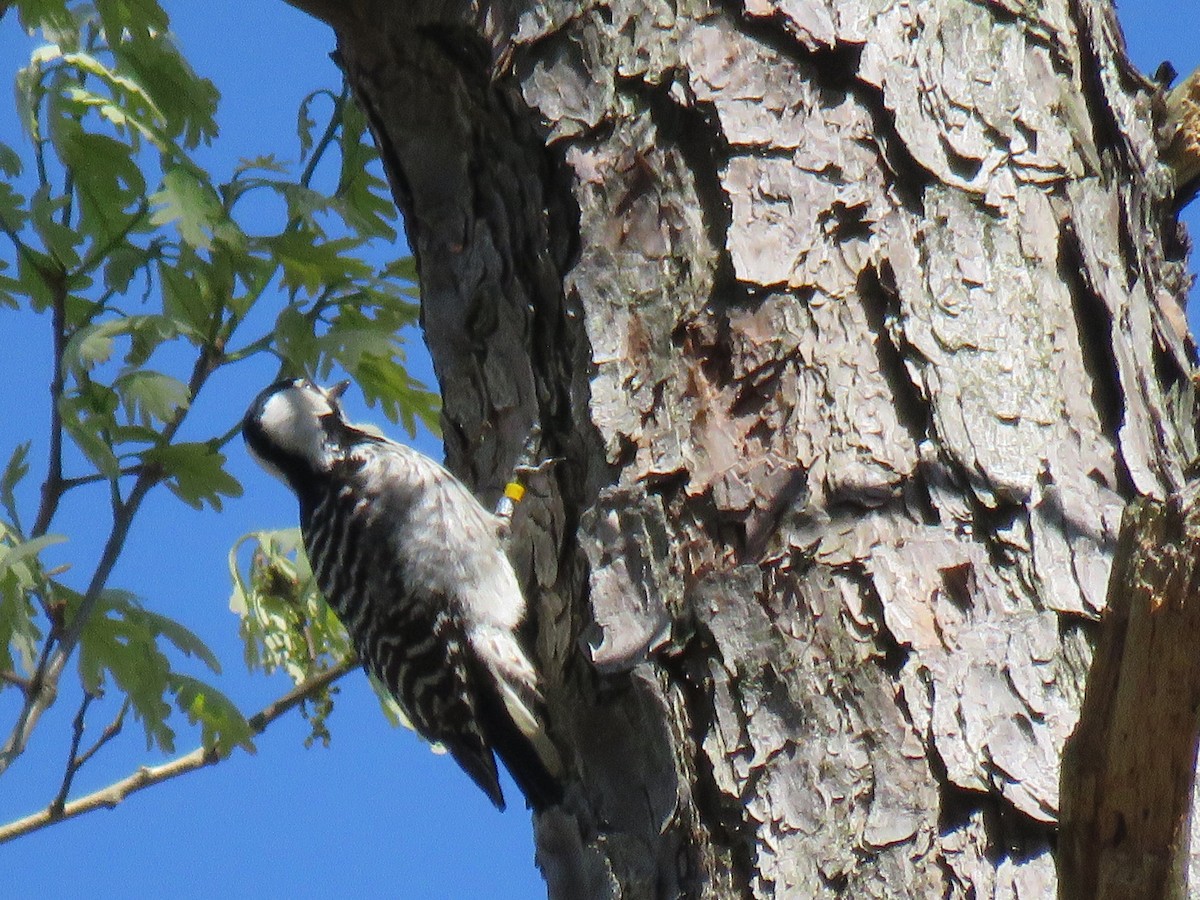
top-left (327, 380), bottom-right (351, 401)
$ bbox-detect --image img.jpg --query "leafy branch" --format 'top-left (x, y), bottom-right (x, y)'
top-left (0, 0), bottom-right (438, 841)
top-left (0, 657), bottom-right (356, 844)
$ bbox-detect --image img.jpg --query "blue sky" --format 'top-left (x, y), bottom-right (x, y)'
top-left (1, 3), bottom-right (1198, 898)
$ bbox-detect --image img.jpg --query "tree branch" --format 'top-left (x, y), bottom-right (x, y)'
top-left (50, 691), bottom-right (98, 816)
top-left (0, 657), bottom-right (357, 845)
top-left (0, 671), bottom-right (31, 692)
top-left (0, 340), bottom-right (223, 777)
top-left (30, 272), bottom-right (68, 538)
top-left (300, 83), bottom-right (346, 191)
top-left (73, 697), bottom-right (129, 772)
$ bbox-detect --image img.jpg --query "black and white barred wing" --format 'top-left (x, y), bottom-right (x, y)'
top-left (354, 440), bottom-right (558, 809)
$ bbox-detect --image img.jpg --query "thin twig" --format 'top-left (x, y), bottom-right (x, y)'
top-left (50, 691), bottom-right (97, 816)
top-left (299, 84), bottom-right (346, 191)
top-left (73, 698), bottom-right (129, 772)
top-left (0, 658), bottom-right (356, 845)
top-left (59, 466), bottom-right (144, 491)
top-left (47, 694), bottom-right (129, 817)
top-left (0, 671), bottom-right (31, 692)
top-left (29, 276), bottom-right (67, 542)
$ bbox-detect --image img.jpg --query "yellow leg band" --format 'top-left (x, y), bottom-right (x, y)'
top-left (503, 481), bottom-right (526, 503)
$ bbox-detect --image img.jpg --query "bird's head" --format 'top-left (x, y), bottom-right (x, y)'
top-left (242, 378), bottom-right (352, 488)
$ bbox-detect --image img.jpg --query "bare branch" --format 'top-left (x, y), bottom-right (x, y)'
top-left (50, 691), bottom-right (97, 816)
top-left (74, 698), bottom-right (129, 772)
top-left (59, 466), bottom-right (144, 491)
top-left (29, 277), bottom-right (68, 542)
top-left (47, 693), bottom-right (129, 818)
top-left (0, 658), bottom-right (356, 845)
top-left (0, 671), bottom-right (31, 692)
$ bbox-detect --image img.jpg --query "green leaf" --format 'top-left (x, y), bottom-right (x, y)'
top-left (0, 562), bottom-right (41, 678)
top-left (266, 231), bottom-right (371, 296)
top-left (115, 370), bottom-right (190, 424)
top-left (169, 673), bottom-right (254, 754)
top-left (75, 588), bottom-right (176, 751)
top-left (278, 182), bottom-right (332, 232)
top-left (75, 588), bottom-right (234, 752)
top-left (30, 184), bottom-right (81, 269)
top-left (125, 314), bottom-right (183, 366)
top-left (16, 0), bottom-right (75, 33)
top-left (0, 271), bottom-right (22, 310)
top-left (0, 533), bottom-right (67, 576)
top-left (103, 243), bottom-right (147, 294)
top-left (353, 354), bottom-right (440, 434)
top-left (159, 252), bottom-right (216, 333)
top-left (150, 166), bottom-right (224, 250)
top-left (134, 607), bottom-right (221, 673)
top-left (57, 51), bottom-right (165, 146)
top-left (66, 319), bottom-right (125, 370)
top-left (59, 131), bottom-right (148, 241)
top-left (232, 154), bottom-right (289, 178)
top-left (334, 97), bottom-right (397, 241)
top-left (58, 390), bottom-right (121, 479)
top-left (64, 314), bottom-right (184, 374)
top-left (15, 251), bottom-right (58, 312)
top-left (272, 304), bottom-right (319, 372)
top-left (141, 442), bottom-right (242, 511)
top-left (0, 179), bottom-right (24, 239)
top-left (0, 580), bottom-right (39, 681)
top-left (228, 529), bottom-right (352, 682)
top-left (383, 255), bottom-right (418, 284)
top-left (0, 443), bottom-right (31, 531)
top-left (297, 90), bottom-right (320, 161)
top-left (94, 0), bottom-right (169, 44)
top-left (0, 530), bottom-right (61, 677)
top-left (0, 142), bottom-right (20, 178)
top-left (114, 32), bottom-right (218, 149)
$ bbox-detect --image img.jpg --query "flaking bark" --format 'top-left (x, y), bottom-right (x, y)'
top-left (305, 0), bottom-right (1199, 895)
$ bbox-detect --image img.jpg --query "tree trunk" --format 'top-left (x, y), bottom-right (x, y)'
top-left (300, 0), bottom-right (1198, 895)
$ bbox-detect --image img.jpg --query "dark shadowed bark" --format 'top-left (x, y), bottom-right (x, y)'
top-left (1060, 487), bottom-right (1200, 900)
top-left (287, 0), bottom-right (1198, 895)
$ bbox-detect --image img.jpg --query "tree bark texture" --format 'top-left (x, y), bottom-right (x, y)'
top-left (313, 0), bottom-right (1199, 895)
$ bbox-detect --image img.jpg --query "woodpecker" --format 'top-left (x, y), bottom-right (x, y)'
top-left (242, 378), bottom-right (560, 810)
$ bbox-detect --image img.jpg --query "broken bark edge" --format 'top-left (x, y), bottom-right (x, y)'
top-left (1059, 488), bottom-right (1200, 900)
top-left (1163, 66), bottom-right (1200, 195)
top-left (280, 0), bottom-right (354, 30)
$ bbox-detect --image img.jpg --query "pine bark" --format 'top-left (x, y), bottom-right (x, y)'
top-left (303, 0), bottom-right (1199, 895)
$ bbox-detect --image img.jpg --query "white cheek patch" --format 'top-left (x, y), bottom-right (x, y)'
top-left (258, 389), bottom-right (334, 472)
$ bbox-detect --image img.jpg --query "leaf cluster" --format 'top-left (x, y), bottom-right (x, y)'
top-left (0, 0), bottom-right (439, 818)
top-left (229, 529), bottom-right (354, 747)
